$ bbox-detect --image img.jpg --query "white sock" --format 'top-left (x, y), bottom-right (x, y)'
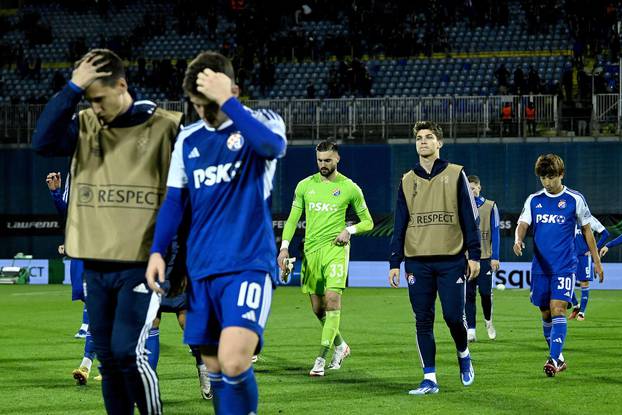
top-left (80, 357), bottom-right (93, 370)
top-left (467, 328), bottom-right (476, 335)
top-left (458, 348), bottom-right (470, 358)
top-left (424, 372), bottom-right (437, 383)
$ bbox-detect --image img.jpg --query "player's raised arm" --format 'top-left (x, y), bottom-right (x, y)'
top-left (32, 54), bottom-right (112, 156)
top-left (196, 68), bottom-right (286, 159)
top-left (278, 181), bottom-right (305, 271)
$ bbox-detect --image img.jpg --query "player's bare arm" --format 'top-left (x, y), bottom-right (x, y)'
top-left (514, 221), bottom-right (529, 256)
top-left (388, 268), bottom-right (400, 288)
top-left (467, 260), bottom-right (480, 281)
top-left (70, 53), bottom-right (112, 89)
top-left (145, 252), bottom-right (166, 294)
top-left (582, 223), bottom-right (604, 283)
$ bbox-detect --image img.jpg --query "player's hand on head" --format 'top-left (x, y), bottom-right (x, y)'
top-left (388, 268), bottom-right (400, 288)
top-left (196, 68), bottom-right (234, 106)
top-left (71, 53), bottom-right (112, 90)
top-left (491, 259), bottom-right (500, 272)
top-left (599, 246), bottom-right (609, 258)
top-left (146, 253), bottom-right (166, 294)
top-left (467, 260), bottom-right (480, 281)
top-left (277, 248), bottom-right (289, 271)
top-left (333, 229), bottom-right (351, 246)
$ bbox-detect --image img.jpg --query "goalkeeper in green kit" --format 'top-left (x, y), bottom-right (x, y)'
top-left (278, 140), bottom-right (374, 376)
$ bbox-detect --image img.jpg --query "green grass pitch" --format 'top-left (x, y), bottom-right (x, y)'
top-left (1, 285), bottom-right (621, 414)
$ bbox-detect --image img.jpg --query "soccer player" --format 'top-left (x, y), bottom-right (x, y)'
top-left (146, 225), bottom-right (212, 400)
top-left (388, 121), bottom-right (481, 395)
top-left (146, 51), bottom-right (286, 415)
top-left (466, 175), bottom-right (500, 342)
top-left (33, 49), bottom-right (182, 414)
top-left (514, 154), bottom-right (604, 377)
top-left (277, 140), bottom-right (374, 376)
top-left (46, 171), bottom-right (99, 385)
top-left (568, 217), bottom-right (609, 321)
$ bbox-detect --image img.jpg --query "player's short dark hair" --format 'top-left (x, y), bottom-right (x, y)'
top-left (183, 51), bottom-right (235, 98)
top-left (316, 140), bottom-right (338, 153)
top-left (468, 175), bottom-right (480, 184)
top-left (74, 49), bottom-right (125, 87)
top-left (535, 154), bottom-right (565, 177)
top-left (413, 121), bottom-right (443, 141)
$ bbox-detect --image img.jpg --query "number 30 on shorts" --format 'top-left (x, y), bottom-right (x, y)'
top-left (556, 276), bottom-right (573, 290)
top-left (237, 281), bottom-right (262, 309)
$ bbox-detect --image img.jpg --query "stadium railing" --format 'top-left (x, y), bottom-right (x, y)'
top-left (5, 94), bottom-right (615, 145)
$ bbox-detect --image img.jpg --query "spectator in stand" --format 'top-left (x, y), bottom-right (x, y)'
top-left (514, 66), bottom-right (525, 95)
top-left (306, 81), bottom-right (316, 99)
top-left (527, 66), bottom-right (540, 94)
top-left (501, 102), bottom-right (513, 136)
top-left (495, 64), bottom-right (510, 94)
top-left (525, 101), bottom-right (536, 136)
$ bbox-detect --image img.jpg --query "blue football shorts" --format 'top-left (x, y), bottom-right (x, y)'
top-left (530, 272), bottom-right (576, 307)
top-left (184, 270), bottom-right (273, 352)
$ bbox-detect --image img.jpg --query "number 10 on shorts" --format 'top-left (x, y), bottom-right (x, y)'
top-left (238, 281), bottom-right (262, 309)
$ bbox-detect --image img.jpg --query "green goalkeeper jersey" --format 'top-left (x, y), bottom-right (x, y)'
top-left (282, 172), bottom-right (373, 254)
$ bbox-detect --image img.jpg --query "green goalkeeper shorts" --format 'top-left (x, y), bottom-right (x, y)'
top-left (301, 243), bottom-right (350, 295)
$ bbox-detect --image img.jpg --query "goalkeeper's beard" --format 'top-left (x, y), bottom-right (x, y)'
top-left (320, 166), bottom-right (335, 177)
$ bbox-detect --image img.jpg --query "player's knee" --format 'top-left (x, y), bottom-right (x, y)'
top-left (415, 319), bottom-right (434, 332)
top-left (465, 292), bottom-right (476, 302)
top-left (443, 315), bottom-right (463, 328)
top-left (219, 356), bottom-right (251, 377)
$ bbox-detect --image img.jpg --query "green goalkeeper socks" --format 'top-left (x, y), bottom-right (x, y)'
top-left (319, 315), bottom-right (345, 346)
top-left (319, 310), bottom-right (341, 358)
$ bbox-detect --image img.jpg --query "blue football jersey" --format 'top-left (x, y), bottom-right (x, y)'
top-left (167, 108), bottom-right (286, 281)
top-left (574, 216), bottom-right (606, 256)
top-left (518, 186), bottom-right (591, 275)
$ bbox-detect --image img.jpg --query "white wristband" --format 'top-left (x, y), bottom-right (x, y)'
top-left (280, 240), bottom-right (290, 250)
top-left (346, 225), bottom-right (357, 235)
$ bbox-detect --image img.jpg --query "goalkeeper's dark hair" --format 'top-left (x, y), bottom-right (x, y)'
top-left (316, 140), bottom-right (339, 153)
top-left (183, 51), bottom-right (235, 98)
top-left (74, 49), bottom-right (125, 87)
top-left (413, 120), bottom-right (443, 141)
top-left (467, 175), bottom-right (480, 184)
top-left (535, 154), bottom-right (565, 177)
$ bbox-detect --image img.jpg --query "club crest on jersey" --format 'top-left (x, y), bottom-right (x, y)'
top-left (227, 132), bottom-right (244, 151)
top-left (558, 199), bottom-right (566, 209)
top-left (407, 274), bottom-right (415, 285)
top-left (332, 189), bottom-right (341, 197)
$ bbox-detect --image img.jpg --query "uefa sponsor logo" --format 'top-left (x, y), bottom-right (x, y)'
top-left (78, 185), bottom-right (94, 203)
top-left (227, 132), bottom-right (244, 151)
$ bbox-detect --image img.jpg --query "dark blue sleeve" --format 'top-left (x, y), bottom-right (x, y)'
top-left (596, 229), bottom-right (610, 249)
top-left (606, 233), bottom-right (622, 249)
top-left (458, 172), bottom-right (482, 260)
top-left (151, 187), bottom-right (189, 255)
top-left (220, 97), bottom-right (286, 159)
top-left (389, 181), bottom-right (408, 269)
top-left (50, 189), bottom-right (68, 217)
top-left (32, 82), bottom-right (83, 157)
top-left (491, 204), bottom-right (500, 260)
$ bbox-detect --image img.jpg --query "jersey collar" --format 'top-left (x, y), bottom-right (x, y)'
top-left (204, 119), bottom-right (233, 131)
top-left (543, 186), bottom-right (566, 198)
